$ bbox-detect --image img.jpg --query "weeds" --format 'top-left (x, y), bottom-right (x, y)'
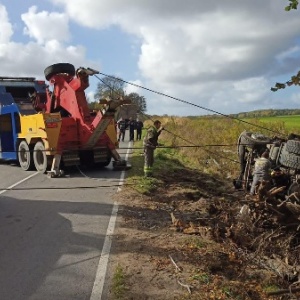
top-left (111, 264), bottom-right (126, 300)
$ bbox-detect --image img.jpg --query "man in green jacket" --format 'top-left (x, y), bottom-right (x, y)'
top-left (143, 120), bottom-right (164, 177)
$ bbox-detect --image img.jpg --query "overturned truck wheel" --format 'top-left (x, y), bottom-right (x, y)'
top-left (279, 144), bottom-right (300, 169)
top-left (286, 139), bottom-right (300, 155)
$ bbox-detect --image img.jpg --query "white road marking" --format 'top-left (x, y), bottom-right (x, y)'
top-left (90, 142), bottom-right (132, 300)
top-left (0, 172), bottom-right (39, 195)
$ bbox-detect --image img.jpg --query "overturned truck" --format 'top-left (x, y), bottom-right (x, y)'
top-left (235, 130), bottom-right (300, 197)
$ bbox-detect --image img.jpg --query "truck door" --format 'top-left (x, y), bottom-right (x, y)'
top-left (0, 112), bottom-right (20, 160)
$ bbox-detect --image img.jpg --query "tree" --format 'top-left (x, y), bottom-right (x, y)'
top-left (125, 92), bottom-right (147, 114)
top-left (93, 75), bottom-right (147, 114)
top-left (94, 75), bottom-right (125, 100)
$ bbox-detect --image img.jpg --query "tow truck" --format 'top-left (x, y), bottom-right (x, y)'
top-left (0, 63), bottom-right (129, 177)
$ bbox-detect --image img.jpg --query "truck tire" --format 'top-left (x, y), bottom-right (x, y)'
top-left (286, 140), bottom-right (300, 155)
top-left (95, 156), bottom-right (112, 168)
top-left (44, 63), bottom-right (76, 81)
top-left (238, 131), bottom-right (271, 149)
top-left (18, 140), bottom-right (34, 171)
top-left (101, 156), bottom-right (112, 167)
top-left (33, 141), bottom-right (48, 173)
top-left (279, 144), bottom-right (300, 169)
top-left (269, 144), bottom-right (280, 162)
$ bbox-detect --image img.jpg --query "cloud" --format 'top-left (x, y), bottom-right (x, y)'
top-left (0, 4), bottom-right (93, 79)
top-left (124, 80), bottom-right (143, 95)
top-left (50, 0), bottom-right (300, 115)
top-left (21, 6), bottom-right (70, 44)
top-left (0, 5), bottom-right (13, 43)
top-left (0, 1), bottom-right (299, 116)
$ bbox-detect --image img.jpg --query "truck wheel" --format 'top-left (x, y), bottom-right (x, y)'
top-left (286, 140), bottom-right (300, 155)
top-left (102, 156), bottom-right (112, 167)
top-left (33, 141), bottom-right (48, 173)
top-left (279, 144), bottom-right (300, 169)
top-left (269, 144), bottom-right (280, 162)
top-left (238, 131), bottom-right (271, 149)
top-left (18, 141), bottom-right (34, 171)
top-left (44, 63), bottom-right (76, 81)
top-left (95, 156), bottom-right (112, 168)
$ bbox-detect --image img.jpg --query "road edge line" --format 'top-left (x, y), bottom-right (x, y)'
top-left (90, 141), bottom-right (132, 300)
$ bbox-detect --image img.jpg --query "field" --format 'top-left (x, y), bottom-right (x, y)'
top-left (252, 115), bottom-right (300, 132)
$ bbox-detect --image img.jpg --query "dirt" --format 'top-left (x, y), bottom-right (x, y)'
top-left (107, 168), bottom-right (300, 300)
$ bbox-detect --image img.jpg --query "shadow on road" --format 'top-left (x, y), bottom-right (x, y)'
top-left (0, 195), bottom-right (112, 300)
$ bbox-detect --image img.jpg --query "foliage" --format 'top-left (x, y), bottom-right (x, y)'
top-left (270, 70), bottom-right (300, 92)
top-left (94, 75), bottom-right (125, 100)
top-left (93, 75), bottom-right (147, 116)
top-left (125, 92), bottom-right (147, 114)
top-left (285, 0), bottom-right (299, 10)
top-left (111, 264), bottom-right (126, 300)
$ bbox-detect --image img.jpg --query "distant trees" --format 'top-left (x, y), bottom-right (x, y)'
top-left (124, 92), bottom-right (147, 114)
top-left (94, 75), bottom-right (125, 100)
top-left (92, 75), bottom-right (147, 114)
top-left (232, 109), bottom-right (300, 119)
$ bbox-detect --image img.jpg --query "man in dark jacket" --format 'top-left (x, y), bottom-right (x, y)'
top-left (135, 119), bottom-right (144, 140)
top-left (128, 117), bottom-right (136, 141)
top-left (143, 120), bottom-right (164, 177)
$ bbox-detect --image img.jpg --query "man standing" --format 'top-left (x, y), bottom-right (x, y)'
top-left (143, 120), bottom-right (164, 177)
top-left (128, 117), bottom-right (136, 141)
top-left (135, 119), bottom-right (144, 141)
top-left (117, 118), bottom-right (126, 142)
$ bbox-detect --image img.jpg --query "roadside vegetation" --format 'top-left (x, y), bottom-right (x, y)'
top-left (111, 114), bottom-right (300, 300)
top-left (111, 264), bottom-right (126, 300)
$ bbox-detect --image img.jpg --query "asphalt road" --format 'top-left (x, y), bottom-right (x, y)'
top-left (0, 141), bottom-right (131, 300)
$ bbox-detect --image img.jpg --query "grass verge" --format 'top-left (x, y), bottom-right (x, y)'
top-left (111, 264), bottom-right (126, 300)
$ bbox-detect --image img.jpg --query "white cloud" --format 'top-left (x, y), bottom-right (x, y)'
top-left (0, 4), bottom-right (93, 79)
top-left (0, 1), bottom-right (299, 115)
top-left (21, 6), bottom-right (70, 44)
top-left (0, 5), bottom-right (13, 43)
top-left (124, 80), bottom-right (143, 95)
top-left (49, 0), bottom-right (300, 115)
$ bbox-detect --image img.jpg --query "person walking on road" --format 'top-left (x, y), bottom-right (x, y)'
top-left (135, 119), bottom-right (144, 141)
top-left (143, 120), bottom-right (164, 177)
top-left (128, 117), bottom-right (136, 141)
top-left (117, 118), bottom-right (127, 142)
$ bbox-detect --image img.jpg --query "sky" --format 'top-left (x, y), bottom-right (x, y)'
top-left (0, 0), bottom-right (300, 116)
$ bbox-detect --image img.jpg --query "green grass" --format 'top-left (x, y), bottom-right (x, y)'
top-left (248, 115), bottom-right (300, 132)
top-left (111, 264), bottom-right (126, 299)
